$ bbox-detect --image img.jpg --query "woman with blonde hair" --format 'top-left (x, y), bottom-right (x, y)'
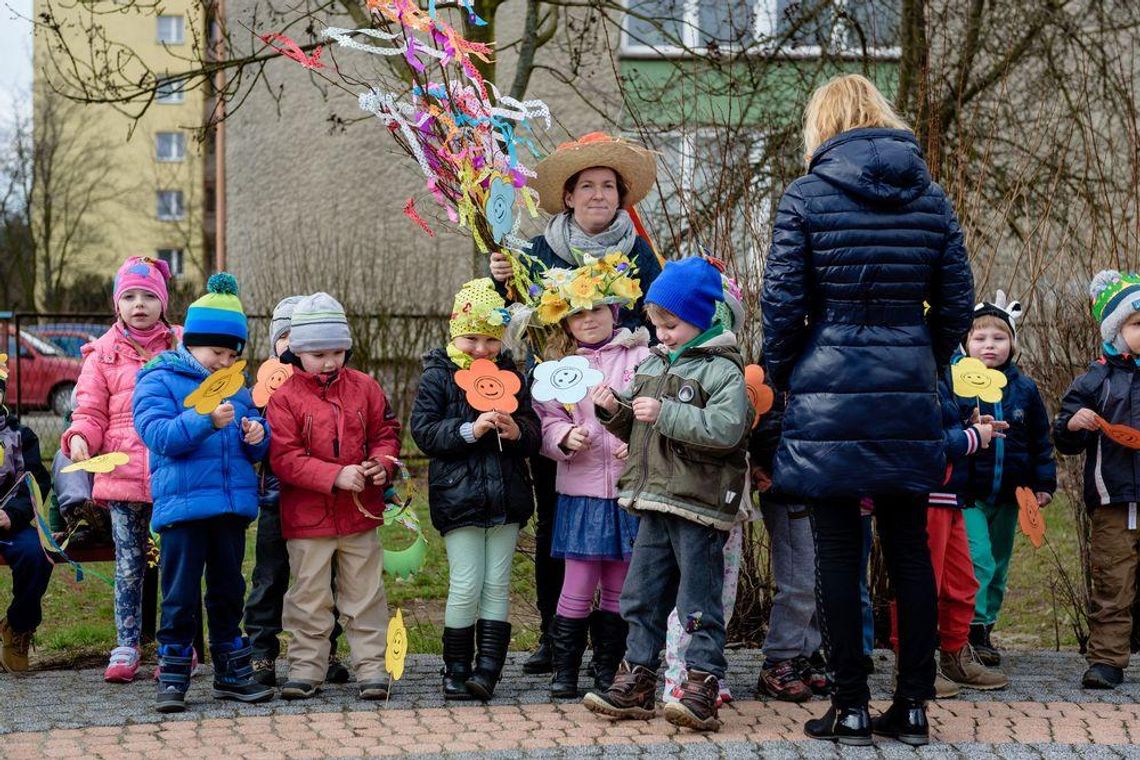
top-left (761, 74), bottom-right (974, 746)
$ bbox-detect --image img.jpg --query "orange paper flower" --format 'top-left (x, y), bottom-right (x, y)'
top-left (744, 364), bottom-right (774, 429)
top-left (455, 358), bottom-right (521, 413)
top-left (252, 358), bottom-right (294, 408)
top-left (1016, 486), bottom-right (1045, 548)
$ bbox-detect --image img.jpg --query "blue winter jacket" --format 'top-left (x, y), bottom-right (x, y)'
top-left (761, 127), bottom-right (975, 500)
top-left (493, 234), bottom-right (662, 337)
top-left (946, 355), bottom-right (1057, 504)
top-left (931, 380), bottom-right (984, 509)
top-left (133, 346), bottom-right (269, 532)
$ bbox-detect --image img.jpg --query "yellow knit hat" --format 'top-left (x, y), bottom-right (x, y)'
top-left (449, 278), bottom-right (509, 339)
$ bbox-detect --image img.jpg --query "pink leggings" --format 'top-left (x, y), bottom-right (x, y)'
top-left (556, 558), bottom-right (630, 619)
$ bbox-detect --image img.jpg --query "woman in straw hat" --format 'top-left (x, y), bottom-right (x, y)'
top-left (760, 74), bottom-right (974, 746)
top-left (489, 132), bottom-right (662, 676)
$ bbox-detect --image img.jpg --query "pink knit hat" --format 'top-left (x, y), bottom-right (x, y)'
top-left (113, 256), bottom-right (171, 315)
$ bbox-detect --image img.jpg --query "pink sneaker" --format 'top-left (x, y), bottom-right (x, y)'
top-left (104, 646), bottom-right (141, 683)
top-left (152, 648), bottom-right (200, 681)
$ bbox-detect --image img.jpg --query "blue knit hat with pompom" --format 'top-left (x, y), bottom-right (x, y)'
top-left (182, 272), bottom-right (248, 353)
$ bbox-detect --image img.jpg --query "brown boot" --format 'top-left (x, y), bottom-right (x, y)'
top-left (582, 660), bottom-right (656, 720)
top-left (663, 669), bottom-right (722, 732)
top-left (934, 663), bottom-right (961, 699)
top-left (0, 617), bottom-right (33, 673)
top-left (940, 644), bottom-right (1008, 690)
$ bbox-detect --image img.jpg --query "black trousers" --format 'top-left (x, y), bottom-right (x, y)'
top-left (530, 455), bottom-right (564, 634)
top-left (811, 493), bottom-right (936, 706)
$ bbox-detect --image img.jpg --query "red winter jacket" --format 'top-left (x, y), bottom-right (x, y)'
top-left (267, 367), bottom-right (402, 539)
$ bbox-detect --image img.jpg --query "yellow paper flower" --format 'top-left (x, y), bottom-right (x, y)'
top-left (536, 292), bottom-right (571, 324)
top-left (61, 451), bottom-right (131, 474)
top-left (568, 275), bottom-right (600, 310)
top-left (385, 608), bottom-right (408, 681)
top-left (952, 357), bottom-right (1007, 404)
top-left (184, 360), bottom-right (248, 414)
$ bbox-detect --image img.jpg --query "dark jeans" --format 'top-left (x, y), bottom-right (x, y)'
top-left (243, 506), bottom-right (342, 660)
top-left (620, 511), bottom-right (728, 678)
top-left (531, 455), bottom-right (564, 634)
top-left (0, 526), bottom-right (54, 633)
top-left (812, 494), bottom-right (936, 707)
top-left (159, 516), bottom-right (248, 648)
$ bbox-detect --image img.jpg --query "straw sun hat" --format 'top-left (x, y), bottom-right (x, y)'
top-left (531, 132), bottom-right (658, 215)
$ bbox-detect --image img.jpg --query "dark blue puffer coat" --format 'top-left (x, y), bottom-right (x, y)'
top-left (761, 128), bottom-right (975, 500)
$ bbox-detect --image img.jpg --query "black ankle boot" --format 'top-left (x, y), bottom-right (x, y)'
top-left (523, 632), bottom-right (553, 675)
top-left (441, 625), bottom-right (475, 701)
top-left (589, 610), bottom-right (628, 691)
top-left (466, 619), bottom-right (512, 701)
top-left (155, 644), bottom-right (194, 714)
top-left (549, 615), bottom-right (589, 698)
top-left (804, 704), bottom-right (873, 746)
top-left (211, 636), bottom-right (275, 703)
top-left (872, 697), bottom-right (929, 746)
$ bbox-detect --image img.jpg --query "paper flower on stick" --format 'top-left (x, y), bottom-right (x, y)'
top-left (486, 176), bottom-right (515, 244)
top-left (532, 356), bottom-right (604, 406)
top-left (385, 608), bottom-right (408, 681)
top-left (1094, 415), bottom-right (1140, 449)
top-left (1016, 486), bottom-right (1045, 548)
top-left (455, 358), bottom-right (520, 413)
top-left (61, 452), bottom-right (130, 474)
top-left (744, 365), bottom-right (774, 429)
top-left (951, 357), bottom-right (1007, 404)
top-left (0, 352), bottom-right (8, 382)
top-left (252, 358), bottom-right (294, 408)
top-left (184, 361), bottom-right (247, 414)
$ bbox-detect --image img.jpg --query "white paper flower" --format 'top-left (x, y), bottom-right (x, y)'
top-left (531, 356), bottom-right (605, 405)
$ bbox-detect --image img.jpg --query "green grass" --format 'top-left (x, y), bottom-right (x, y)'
top-left (0, 479), bottom-right (1087, 669)
top-left (0, 479), bottom-right (543, 668)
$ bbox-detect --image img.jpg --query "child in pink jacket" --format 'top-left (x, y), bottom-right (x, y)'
top-left (532, 258), bottom-right (651, 700)
top-left (62, 256), bottom-right (181, 683)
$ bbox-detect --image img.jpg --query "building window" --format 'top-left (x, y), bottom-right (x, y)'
top-left (155, 131), bottom-right (186, 162)
top-left (622, 0), bottom-right (900, 57)
top-left (157, 190), bottom-right (185, 221)
top-left (157, 15), bottom-right (185, 45)
top-left (156, 76), bottom-right (185, 104)
top-left (156, 249), bottom-right (185, 277)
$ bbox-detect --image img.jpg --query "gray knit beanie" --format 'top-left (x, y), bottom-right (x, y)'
top-left (289, 292), bottom-right (352, 353)
top-left (270, 296), bottom-right (304, 356)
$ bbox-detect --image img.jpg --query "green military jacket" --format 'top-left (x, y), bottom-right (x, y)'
top-left (599, 331), bottom-right (751, 531)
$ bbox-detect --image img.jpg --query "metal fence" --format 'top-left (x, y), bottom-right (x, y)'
top-left (1, 311), bottom-right (449, 456)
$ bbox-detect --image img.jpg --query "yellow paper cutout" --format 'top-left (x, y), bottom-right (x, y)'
top-left (951, 357), bottom-right (1007, 404)
top-left (61, 451), bottom-right (130, 474)
top-left (385, 608), bottom-right (408, 682)
top-left (184, 360), bottom-right (247, 414)
top-left (0, 352), bottom-right (8, 382)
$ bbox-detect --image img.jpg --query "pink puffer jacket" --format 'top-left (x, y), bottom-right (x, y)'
top-left (62, 323), bottom-right (181, 504)
top-left (535, 328), bottom-right (651, 499)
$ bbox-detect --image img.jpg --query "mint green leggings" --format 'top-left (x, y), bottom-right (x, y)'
top-left (443, 524), bottom-right (520, 628)
top-left (963, 500), bottom-right (1018, 626)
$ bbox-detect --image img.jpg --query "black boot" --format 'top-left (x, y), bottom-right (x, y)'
top-left (212, 636), bottom-right (275, 703)
top-left (549, 615), bottom-right (589, 699)
top-left (804, 704), bottom-right (873, 746)
top-left (970, 623), bottom-right (1000, 666)
top-left (872, 697), bottom-right (929, 746)
top-left (442, 626), bottom-right (475, 701)
top-left (589, 610), bottom-right (628, 691)
top-left (466, 619), bottom-right (512, 701)
top-left (155, 644), bottom-right (194, 714)
top-left (522, 632), bottom-right (553, 675)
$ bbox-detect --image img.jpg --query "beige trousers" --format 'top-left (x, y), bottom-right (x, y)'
top-left (283, 529), bottom-right (389, 682)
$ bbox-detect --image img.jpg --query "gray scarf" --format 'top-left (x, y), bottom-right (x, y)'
top-left (544, 210), bottom-right (638, 266)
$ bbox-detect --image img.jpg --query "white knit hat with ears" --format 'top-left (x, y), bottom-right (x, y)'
top-left (972, 290), bottom-right (1023, 340)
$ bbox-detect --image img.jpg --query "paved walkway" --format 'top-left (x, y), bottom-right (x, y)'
top-left (3, 650), bottom-right (1140, 758)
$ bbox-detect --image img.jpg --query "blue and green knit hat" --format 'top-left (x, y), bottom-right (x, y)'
top-left (1091, 270), bottom-right (1140, 353)
top-left (182, 272), bottom-right (248, 354)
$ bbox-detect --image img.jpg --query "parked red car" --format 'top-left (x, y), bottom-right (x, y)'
top-left (27, 323), bottom-right (107, 359)
top-left (4, 327), bottom-right (84, 415)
